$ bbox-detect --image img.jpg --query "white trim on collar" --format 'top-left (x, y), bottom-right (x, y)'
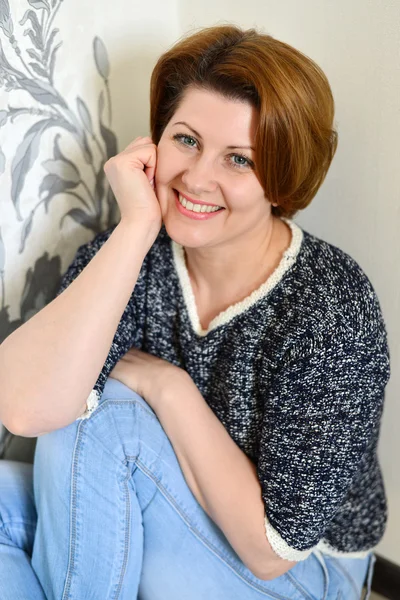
top-left (171, 217), bottom-right (304, 337)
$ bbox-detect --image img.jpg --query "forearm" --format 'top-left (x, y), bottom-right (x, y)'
top-left (0, 222), bottom-right (156, 436)
top-left (154, 376), bottom-right (293, 581)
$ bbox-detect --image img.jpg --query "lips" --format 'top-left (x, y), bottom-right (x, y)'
top-left (173, 190), bottom-right (224, 221)
top-left (174, 189), bottom-right (223, 209)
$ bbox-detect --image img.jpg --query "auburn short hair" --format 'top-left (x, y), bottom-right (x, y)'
top-left (150, 24), bottom-right (338, 220)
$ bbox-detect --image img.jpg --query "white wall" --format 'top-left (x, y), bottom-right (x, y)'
top-left (176, 0), bottom-right (400, 564)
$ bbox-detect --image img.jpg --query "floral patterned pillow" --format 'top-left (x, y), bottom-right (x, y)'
top-left (0, 0), bottom-right (122, 450)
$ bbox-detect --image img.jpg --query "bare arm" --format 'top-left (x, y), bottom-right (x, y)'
top-left (0, 222), bottom-right (157, 436)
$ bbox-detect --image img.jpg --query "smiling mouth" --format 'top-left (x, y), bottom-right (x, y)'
top-left (175, 190), bottom-right (224, 213)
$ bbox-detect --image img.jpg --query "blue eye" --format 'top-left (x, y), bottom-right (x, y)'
top-left (231, 155), bottom-right (249, 167)
top-left (172, 133), bottom-right (254, 170)
top-left (228, 153), bottom-right (254, 170)
top-left (173, 134), bottom-right (197, 147)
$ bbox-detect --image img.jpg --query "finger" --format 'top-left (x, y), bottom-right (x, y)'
top-left (120, 139), bottom-right (157, 185)
top-left (122, 137), bottom-right (142, 152)
top-left (122, 136), bottom-right (153, 152)
top-left (144, 150), bottom-right (157, 186)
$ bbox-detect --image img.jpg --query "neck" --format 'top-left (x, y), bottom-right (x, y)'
top-left (183, 216), bottom-right (277, 300)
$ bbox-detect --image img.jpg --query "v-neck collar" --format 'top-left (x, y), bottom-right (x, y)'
top-left (171, 217), bottom-right (304, 337)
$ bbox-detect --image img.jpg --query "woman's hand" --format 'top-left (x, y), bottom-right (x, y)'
top-left (104, 136), bottom-right (162, 236)
top-left (109, 348), bottom-right (189, 412)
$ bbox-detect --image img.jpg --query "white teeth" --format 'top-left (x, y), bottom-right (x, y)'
top-left (178, 193), bottom-right (222, 213)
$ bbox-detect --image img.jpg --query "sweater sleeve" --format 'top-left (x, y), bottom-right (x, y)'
top-left (258, 326), bottom-right (391, 561)
top-left (56, 226), bottom-right (149, 416)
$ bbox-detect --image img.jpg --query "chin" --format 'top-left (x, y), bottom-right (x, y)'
top-left (162, 214), bottom-right (214, 249)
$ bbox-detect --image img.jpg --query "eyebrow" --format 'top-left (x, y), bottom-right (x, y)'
top-left (172, 121), bottom-right (255, 151)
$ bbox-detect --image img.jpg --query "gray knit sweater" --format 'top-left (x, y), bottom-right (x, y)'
top-left (57, 217), bottom-right (391, 561)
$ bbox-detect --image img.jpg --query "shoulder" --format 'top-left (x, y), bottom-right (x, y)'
top-left (289, 225), bottom-right (387, 341)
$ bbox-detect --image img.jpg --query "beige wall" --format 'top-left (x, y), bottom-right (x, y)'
top-left (176, 0), bottom-right (400, 564)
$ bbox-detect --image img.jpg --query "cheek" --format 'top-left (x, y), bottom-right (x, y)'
top-left (226, 184), bottom-right (267, 214)
top-left (226, 182), bottom-right (255, 206)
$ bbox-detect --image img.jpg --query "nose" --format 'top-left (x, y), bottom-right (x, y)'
top-left (181, 154), bottom-right (218, 195)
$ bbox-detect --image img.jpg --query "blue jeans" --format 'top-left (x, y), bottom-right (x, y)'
top-left (0, 378), bottom-right (375, 599)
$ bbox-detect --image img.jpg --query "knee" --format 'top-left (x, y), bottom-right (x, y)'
top-left (102, 378), bottom-right (144, 404)
top-left (100, 378), bottom-right (155, 418)
top-left (76, 379), bottom-right (145, 423)
top-left (98, 379), bottom-right (157, 422)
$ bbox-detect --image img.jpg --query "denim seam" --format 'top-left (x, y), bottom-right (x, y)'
top-left (285, 571), bottom-right (316, 600)
top-left (363, 555), bottom-right (375, 600)
top-left (62, 420), bottom-right (131, 600)
top-left (62, 420), bottom-right (83, 600)
top-left (112, 468), bottom-right (132, 600)
top-left (83, 399), bottom-right (140, 455)
top-left (133, 457), bottom-right (294, 600)
top-left (330, 557), bottom-right (359, 597)
top-left (108, 397), bottom-right (139, 461)
top-left (81, 425), bottom-right (129, 463)
top-left (0, 520), bottom-right (37, 529)
top-left (82, 399), bottom-right (156, 463)
top-left (97, 397), bottom-right (156, 421)
top-left (312, 551), bottom-right (330, 600)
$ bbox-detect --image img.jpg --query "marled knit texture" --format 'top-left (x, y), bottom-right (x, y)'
top-left (56, 218), bottom-right (391, 559)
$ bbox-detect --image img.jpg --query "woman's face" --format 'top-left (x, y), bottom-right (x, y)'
top-left (155, 86), bottom-right (275, 249)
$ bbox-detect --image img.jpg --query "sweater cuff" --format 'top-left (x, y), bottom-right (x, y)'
top-left (76, 389), bottom-right (100, 421)
top-left (264, 515), bottom-right (315, 562)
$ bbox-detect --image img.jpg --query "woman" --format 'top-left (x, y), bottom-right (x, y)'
top-left (0, 24), bottom-right (390, 599)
